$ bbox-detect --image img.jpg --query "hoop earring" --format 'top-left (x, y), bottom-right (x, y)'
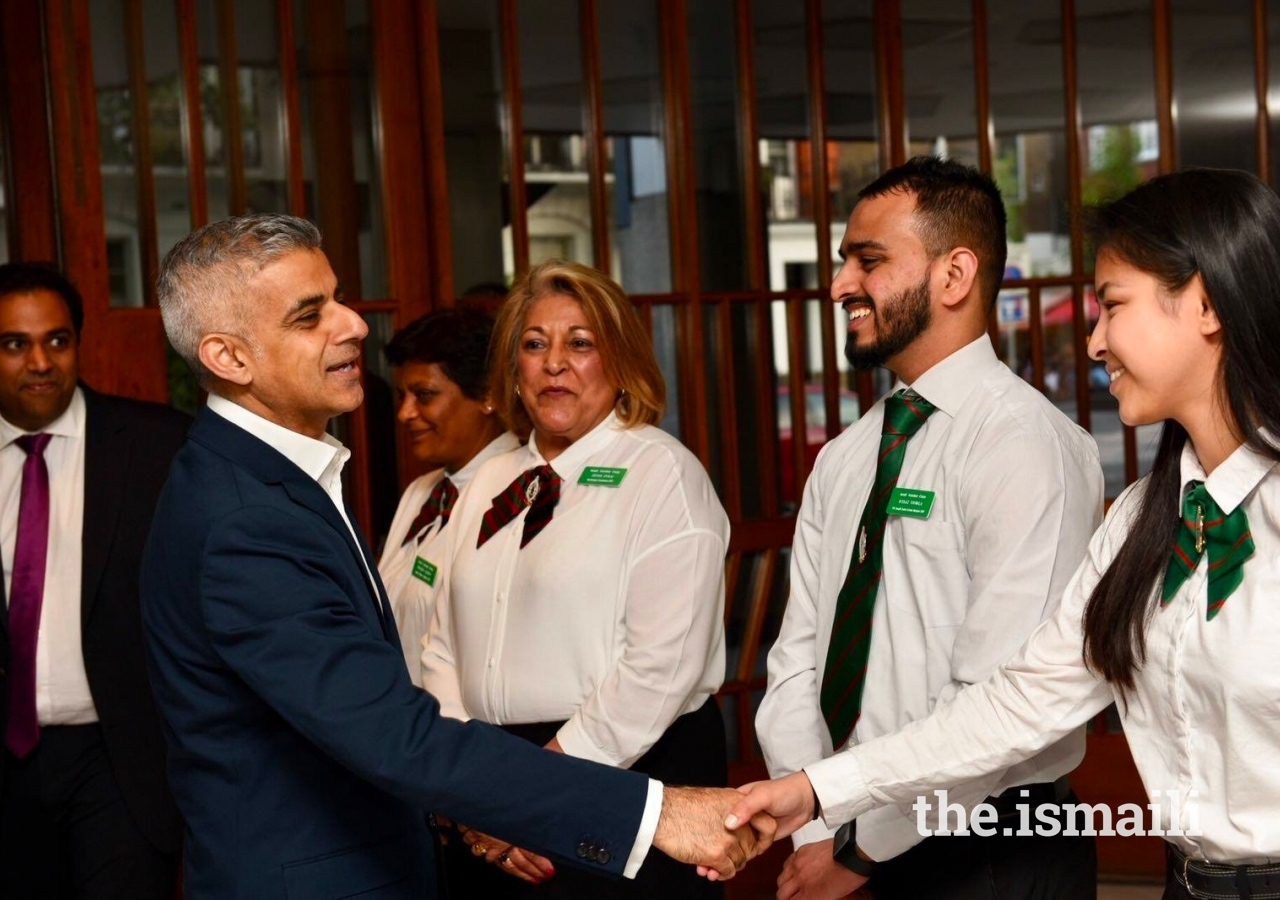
top-left (615, 388), bottom-right (628, 416)
top-left (515, 385), bottom-right (521, 398)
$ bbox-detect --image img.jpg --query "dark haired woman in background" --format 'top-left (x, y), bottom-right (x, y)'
top-left (378, 308), bottom-right (517, 683)
top-left (729, 169), bottom-right (1280, 900)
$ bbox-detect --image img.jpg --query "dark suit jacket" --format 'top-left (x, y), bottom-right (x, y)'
top-left (0, 386), bottom-right (188, 853)
top-left (141, 408), bottom-right (649, 900)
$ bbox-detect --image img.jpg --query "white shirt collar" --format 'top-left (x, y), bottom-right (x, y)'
top-left (206, 393), bottom-right (349, 487)
top-left (0, 386), bottom-right (86, 449)
top-left (894, 335), bottom-right (1002, 417)
top-left (525, 411), bottom-right (625, 478)
top-left (1178, 434), bottom-right (1277, 515)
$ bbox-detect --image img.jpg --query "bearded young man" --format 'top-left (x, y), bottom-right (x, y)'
top-left (754, 157), bottom-right (1104, 899)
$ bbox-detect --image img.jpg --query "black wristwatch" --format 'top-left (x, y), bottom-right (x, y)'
top-left (832, 821), bottom-right (877, 877)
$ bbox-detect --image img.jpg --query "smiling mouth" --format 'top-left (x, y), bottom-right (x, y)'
top-left (1109, 367), bottom-right (1125, 383)
top-left (328, 359), bottom-right (359, 375)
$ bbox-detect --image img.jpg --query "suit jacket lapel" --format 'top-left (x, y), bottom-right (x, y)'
top-left (191, 409), bottom-right (393, 637)
top-left (81, 388), bottom-right (128, 624)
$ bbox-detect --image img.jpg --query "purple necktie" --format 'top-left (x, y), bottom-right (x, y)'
top-left (6, 432), bottom-right (51, 758)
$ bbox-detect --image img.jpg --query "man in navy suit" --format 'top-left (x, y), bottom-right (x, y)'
top-left (141, 214), bottom-right (770, 899)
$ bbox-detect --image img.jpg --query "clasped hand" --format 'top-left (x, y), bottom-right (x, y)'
top-left (653, 785), bottom-right (778, 880)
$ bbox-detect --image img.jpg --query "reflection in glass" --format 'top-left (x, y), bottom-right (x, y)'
top-left (346, 1), bottom-right (387, 299)
top-left (1077, 0), bottom-right (1158, 219)
top-left (516, 0), bottom-right (591, 273)
top-left (438, 0), bottom-right (507, 293)
top-left (755, 1), bottom-right (811, 291)
top-left (1271, 3), bottom-right (1280, 189)
top-left (197, 0), bottom-right (230, 222)
top-left (92, 1), bottom-right (144, 307)
top-left (600, 0), bottom-right (672, 293)
top-left (689, 0), bottom-right (748, 291)
top-left (988, 0), bottom-right (1072, 278)
top-left (1173, 1), bottom-right (1255, 172)
top-left (903, 0), bottom-right (980, 169)
top-left (236, 0), bottom-right (290, 215)
top-left (824, 0), bottom-right (879, 239)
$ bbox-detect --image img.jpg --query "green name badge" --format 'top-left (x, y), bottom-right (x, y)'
top-left (578, 466), bottom-right (628, 487)
top-left (886, 487), bottom-right (936, 519)
top-left (412, 557), bottom-right (438, 586)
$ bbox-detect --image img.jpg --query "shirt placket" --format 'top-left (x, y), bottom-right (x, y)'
top-left (1166, 561), bottom-right (1205, 837)
top-left (483, 517), bottom-right (523, 722)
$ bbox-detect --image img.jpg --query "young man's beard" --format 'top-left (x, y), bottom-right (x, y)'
top-left (844, 273), bottom-right (933, 371)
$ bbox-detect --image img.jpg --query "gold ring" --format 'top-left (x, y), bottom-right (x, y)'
top-left (500, 853), bottom-right (512, 866)
top-left (471, 843), bottom-right (488, 858)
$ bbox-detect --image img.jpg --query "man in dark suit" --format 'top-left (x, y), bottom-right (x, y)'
top-left (0, 263), bottom-right (187, 898)
top-left (141, 214), bottom-right (771, 899)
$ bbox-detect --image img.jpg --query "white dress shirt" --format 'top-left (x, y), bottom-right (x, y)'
top-left (422, 411), bottom-right (729, 767)
top-left (206, 395), bottom-right (377, 597)
top-left (1, 388), bottom-right (96, 726)
top-left (805, 437), bottom-right (1280, 864)
top-left (379, 432), bottom-right (520, 686)
top-left (757, 337), bottom-right (1104, 860)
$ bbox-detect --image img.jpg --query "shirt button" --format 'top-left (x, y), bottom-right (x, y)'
top-left (487, 660), bottom-right (495, 668)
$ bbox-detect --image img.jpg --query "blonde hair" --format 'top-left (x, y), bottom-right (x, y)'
top-left (491, 261), bottom-right (666, 438)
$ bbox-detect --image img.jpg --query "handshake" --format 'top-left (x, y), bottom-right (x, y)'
top-left (654, 772), bottom-right (819, 881)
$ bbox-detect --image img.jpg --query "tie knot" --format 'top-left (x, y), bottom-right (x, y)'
top-left (15, 433), bottom-right (51, 457)
top-left (1181, 481), bottom-right (1222, 524)
top-left (520, 465), bottom-right (559, 505)
top-left (881, 389), bottom-right (936, 438)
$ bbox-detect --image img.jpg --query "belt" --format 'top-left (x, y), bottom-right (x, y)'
top-left (1169, 843), bottom-right (1280, 899)
top-left (987, 775), bottom-right (1072, 819)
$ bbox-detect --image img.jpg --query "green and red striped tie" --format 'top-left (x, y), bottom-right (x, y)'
top-left (476, 464), bottom-right (562, 549)
top-left (1161, 480), bottom-right (1254, 620)
top-left (821, 389), bottom-right (937, 749)
top-left (402, 477), bottom-right (459, 546)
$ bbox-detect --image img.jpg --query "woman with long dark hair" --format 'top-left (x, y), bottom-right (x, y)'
top-left (729, 168), bottom-right (1280, 899)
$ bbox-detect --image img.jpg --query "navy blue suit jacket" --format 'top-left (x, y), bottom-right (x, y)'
top-left (141, 408), bottom-right (649, 899)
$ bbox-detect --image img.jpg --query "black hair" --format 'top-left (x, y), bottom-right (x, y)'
top-left (383, 307), bottom-right (495, 400)
top-left (859, 156), bottom-right (1008, 310)
top-left (0, 262), bottom-right (86, 336)
top-left (1082, 168), bottom-right (1280, 693)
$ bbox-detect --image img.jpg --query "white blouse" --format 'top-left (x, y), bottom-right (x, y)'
top-left (805, 438), bottom-right (1280, 864)
top-left (379, 432), bottom-right (520, 685)
top-left (421, 412), bottom-right (728, 769)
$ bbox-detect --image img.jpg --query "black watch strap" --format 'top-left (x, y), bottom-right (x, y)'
top-left (832, 821), bottom-right (877, 877)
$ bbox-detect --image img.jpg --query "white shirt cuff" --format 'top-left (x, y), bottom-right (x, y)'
top-left (623, 779), bottom-right (664, 878)
top-left (791, 817), bottom-right (839, 849)
top-left (805, 753), bottom-right (874, 830)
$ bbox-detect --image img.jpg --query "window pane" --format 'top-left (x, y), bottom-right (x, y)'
top-left (755, 1), bottom-right (812, 291)
top-left (599, 0), bottom-right (673, 292)
top-left (1173, 0), bottom-right (1256, 172)
top-left (824, 0), bottom-right (880, 242)
top-left (689, 0), bottom-right (748, 291)
top-left (0, 107), bottom-right (8, 262)
top-left (904, 0), bottom-right (980, 168)
top-left (361, 312), bottom-right (401, 543)
top-left (988, 0), bottom-right (1072, 278)
top-left (517, 0), bottom-right (591, 273)
top-left (1078, 0), bottom-right (1158, 220)
top-left (438, 0), bottom-right (507, 294)
top-left (92, 1), bottom-right (144, 306)
top-left (236, 0), bottom-right (290, 215)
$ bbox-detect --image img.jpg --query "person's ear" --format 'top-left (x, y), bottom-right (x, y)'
top-left (1192, 276), bottom-right (1222, 337)
top-left (937, 247), bottom-right (980, 309)
top-left (198, 334), bottom-right (255, 386)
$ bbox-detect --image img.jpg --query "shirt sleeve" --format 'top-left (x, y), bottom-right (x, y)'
top-left (804, 500), bottom-right (1123, 829)
top-left (754, 446), bottom-right (841, 847)
top-left (555, 461), bottom-right (728, 768)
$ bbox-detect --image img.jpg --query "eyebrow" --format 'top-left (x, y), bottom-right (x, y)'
top-left (1096, 282), bottom-right (1113, 300)
top-left (285, 294), bottom-right (324, 320)
top-left (521, 323), bottom-right (592, 333)
top-left (837, 239), bottom-right (890, 262)
top-left (0, 327), bottom-right (72, 340)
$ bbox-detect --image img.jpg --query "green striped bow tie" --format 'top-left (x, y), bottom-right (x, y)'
top-left (1161, 480), bottom-right (1254, 620)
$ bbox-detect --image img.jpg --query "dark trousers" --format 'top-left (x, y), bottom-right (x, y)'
top-left (444, 698), bottom-right (727, 900)
top-left (868, 790), bottom-right (1097, 900)
top-left (0, 724), bottom-right (176, 900)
